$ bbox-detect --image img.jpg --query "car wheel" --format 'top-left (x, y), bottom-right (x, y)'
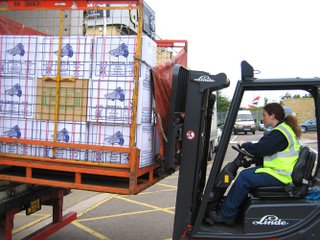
top-left (301, 126), bottom-right (307, 133)
top-left (252, 130), bottom-right (255, 135)
top-left (233, 129), bottom-right (237, 135)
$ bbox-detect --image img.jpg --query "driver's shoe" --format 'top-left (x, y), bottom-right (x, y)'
top-left (207, 211), bottom-right (235, 226)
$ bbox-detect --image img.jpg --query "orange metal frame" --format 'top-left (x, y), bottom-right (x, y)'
top-left (0, 0), bottom-right (162, 194)
top-left (2, 1), bottom-right (143, 10)
top-left (156, 39), bottom-right (188, 49)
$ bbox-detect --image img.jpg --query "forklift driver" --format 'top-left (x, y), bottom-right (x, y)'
top-left (208, 102), bottom-right (301, 225)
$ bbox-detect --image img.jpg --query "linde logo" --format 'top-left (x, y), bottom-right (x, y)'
top-left (194, 75), bottom-right (215, 82)
top-left (253, 215), bottom-right (289, 226)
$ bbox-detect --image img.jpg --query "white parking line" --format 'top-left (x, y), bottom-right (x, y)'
top-left (230, 136), bottom-right (238, 144)
top-left (230, 135), bottom-right (258, 144)
top-left (310, 147), bottom-right (318, 154)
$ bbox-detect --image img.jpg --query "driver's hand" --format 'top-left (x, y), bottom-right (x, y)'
top-left (238, 140), bottom-right (246, 148)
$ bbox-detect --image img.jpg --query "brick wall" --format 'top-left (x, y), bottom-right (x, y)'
top-left (283, 98), bottom-right (314, 123)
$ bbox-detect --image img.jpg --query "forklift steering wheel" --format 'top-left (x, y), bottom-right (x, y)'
top-left (231, 145), bottom-right (254, 158)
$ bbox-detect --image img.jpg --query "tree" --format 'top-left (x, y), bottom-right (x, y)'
top-left (302, 93), bottom-right (312, 98)
top-left (216, 90), bottom-right (231, 112)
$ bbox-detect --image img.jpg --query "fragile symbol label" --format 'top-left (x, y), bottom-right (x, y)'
top-left (186, 130), bottom-right (195, 140)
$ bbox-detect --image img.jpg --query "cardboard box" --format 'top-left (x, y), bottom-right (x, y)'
top-left (141, 35), bottom-right (157, 66)
top-left (0, 75), bottom-right (36, 118)
top-left (36, 78), bottom-right (88, 122)
top-left (32, 120), bottom-right (87, 160)
top-left (136, 64), bottom-right (153, 124)
top-left (0, 117), bottom-right (36, 155)
top-left (87, 79), bottom-right (134, 123)
top-left (136, 124), bottom-right (155, 167)
top-left (33, 146), bottom-right (87, 160)
top-left (92, 35), bottom-right (135, 78)
top-left (87, 123), bottom-right (155, 167)
top-left (40, 36), bottom-right (91, 78)
top-left (0, 117), bottom-right (34, 138)
top-left (34, 120), bottom-right (87, 144)
top-left (92, 35), bottom-right (156, 79)
top-left (87, 122), bottom-right (130, 148)
top-left (87, 151), bottom-right (129, 164)
top-left (0, 35), bottom-right (39, 76)
top-left (87, 64), bottom-right (153, 124)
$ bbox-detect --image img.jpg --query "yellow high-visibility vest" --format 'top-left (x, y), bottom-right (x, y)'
top-left (255, 122), bottom-right (301, 184)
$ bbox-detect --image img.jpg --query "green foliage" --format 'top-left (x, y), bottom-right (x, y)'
top-left (280, 92), bottom-right (312, 103)
top-left (216, 90), bottom-right (231, 112)
top-left (302, 93), bottom-right (312, 98)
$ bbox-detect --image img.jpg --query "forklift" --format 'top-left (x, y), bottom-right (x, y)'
top-left (164, 61), bottom-right (320, 239)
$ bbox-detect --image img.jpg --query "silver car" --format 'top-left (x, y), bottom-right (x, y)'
top-left (300, 118), bottom-right (317, 133)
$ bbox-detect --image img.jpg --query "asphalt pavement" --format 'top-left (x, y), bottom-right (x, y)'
top-left (12, 131), bottom-right (318, 240)
top-left (13, 173), bottom-right (178, 240)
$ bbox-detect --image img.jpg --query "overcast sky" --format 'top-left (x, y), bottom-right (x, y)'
top-left (146, 0), bottom-right (320, 106)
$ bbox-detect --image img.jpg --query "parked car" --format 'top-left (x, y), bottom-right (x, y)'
top-left (233, 110), bottom-right (256, 135)
top-left (300, 118), bottom-right (317, 133)
top-left (257, 120), bottom-right (265, 131)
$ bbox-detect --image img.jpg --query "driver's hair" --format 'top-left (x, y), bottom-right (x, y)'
top-left (263, 103), bottom-right (301, 138)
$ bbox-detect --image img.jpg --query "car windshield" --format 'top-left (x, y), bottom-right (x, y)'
top-left (237, 114), bottom-right (253, 121)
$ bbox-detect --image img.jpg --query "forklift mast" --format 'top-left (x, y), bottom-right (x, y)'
top-left (163, 65), bottom-right (230, 239)
top-left (169, 61), bottom-right (320, 240)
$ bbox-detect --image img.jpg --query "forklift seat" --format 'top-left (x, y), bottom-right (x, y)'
top-left (251, 146), bottom-right (317, 198)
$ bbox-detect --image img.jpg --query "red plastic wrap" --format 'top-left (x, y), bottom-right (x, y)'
top-left (152, 48), bottom-right (187, 157)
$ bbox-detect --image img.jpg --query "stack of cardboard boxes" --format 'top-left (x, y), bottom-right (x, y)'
top-left (0, 35), bottom-right (39, 156)
top-left (0, 34), bottom-right (157, 168)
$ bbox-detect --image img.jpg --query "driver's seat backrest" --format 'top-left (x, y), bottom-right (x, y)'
top-left (251, 146), bottom-right (317, 198)
top-left (287, 146), bottom-right (316, 196)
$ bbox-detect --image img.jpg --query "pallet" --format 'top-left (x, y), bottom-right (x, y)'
top-left (0, 153), bottom-right (162, 194)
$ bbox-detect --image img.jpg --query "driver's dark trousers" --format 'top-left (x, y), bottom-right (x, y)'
top-left (219, 167), bottom-right (284, 219)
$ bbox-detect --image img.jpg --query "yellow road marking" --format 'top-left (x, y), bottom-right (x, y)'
top-left (13, 186), bottom-right (176, 239)
top-left (16, 213), bottom-right (48, 216)
top-left (156, 182), bottom-right (177, 189)
top-left (78, 206), bottom-right (174, 222)
top-left (78, 194), bottom-right (114, 218)
top-left (13, 214), bottom-right (51, 235)
top-left (72, 221), bottom-right (110, 240)
top-left (114, 195), bottom-right (175, 214)
top-left (163, 175), bottom-right (178, 179)
top-left (79, 209), bottom-right (160, 222)
top-left (138, 188), bottom-right (176, 195)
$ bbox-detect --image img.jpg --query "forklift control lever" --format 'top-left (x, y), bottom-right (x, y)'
top-left (232, 145), bottom-right (254, 158)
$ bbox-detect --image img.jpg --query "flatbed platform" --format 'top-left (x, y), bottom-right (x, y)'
top-left (0, 184), bottom-right (76, 240)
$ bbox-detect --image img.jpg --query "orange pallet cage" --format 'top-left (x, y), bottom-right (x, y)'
top-left (0, 0), bottom-right (168, 194)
